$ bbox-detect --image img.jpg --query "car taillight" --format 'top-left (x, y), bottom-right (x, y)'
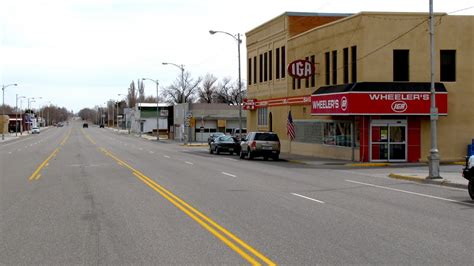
top-left (250, 141), bottom-right (256, 149)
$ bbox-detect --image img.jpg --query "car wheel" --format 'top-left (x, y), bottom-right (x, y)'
top-left (272, 154), bottom-right (279, 161)
top-left (215, 147), bottom-right (220, 155)
top-left (469, 181), bottom-right (474, 200)
top-left (239, 150), bottom-right (245, 159)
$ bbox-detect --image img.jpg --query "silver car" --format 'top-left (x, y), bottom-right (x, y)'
top-left (239, 132), bottom-right (280, 160)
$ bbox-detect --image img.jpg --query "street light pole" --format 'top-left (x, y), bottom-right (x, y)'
top-left (27, 98), bottom-right (36, 133)
top-left (142, 78), bottom-right (160, 141)
top-left (162, 62), bottom-right (186, 144)
top-left (2, 83), bottom-right (18, 140)
top-left (15, 95), bottom-right (25, 136)
top-left (209, 30), bottom-right (243, 140)
top-left (427, 0), bottom-right (441, 179)
top-left (117, 93), bottom-right (126, 131)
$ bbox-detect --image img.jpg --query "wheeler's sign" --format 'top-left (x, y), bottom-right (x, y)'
top-left (287, 60), bottom-right (315, 79)
top-left (311, 92), bottom-right (448, 115)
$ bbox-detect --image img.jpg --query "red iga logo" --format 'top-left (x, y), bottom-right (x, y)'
top-left (391, 101), bottom-right (408, 113)
top-left (341, 96), bottom-right (348, 111)
top-left (287, 60), bottom-right (315, 79)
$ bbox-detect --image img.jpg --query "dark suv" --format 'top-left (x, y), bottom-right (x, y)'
top-left (239, 132), bottom-right (280, 160)
top-left (83, 123), bottom-right (88, 128)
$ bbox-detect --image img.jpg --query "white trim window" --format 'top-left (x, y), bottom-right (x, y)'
top-left (257, 107), bottom-right (268, 126)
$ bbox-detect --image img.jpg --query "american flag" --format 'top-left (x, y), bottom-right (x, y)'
top-left (287, 110), bottom-right (296, 140)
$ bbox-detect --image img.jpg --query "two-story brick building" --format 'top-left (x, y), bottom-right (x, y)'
top-left (245, 12), bottom-right (473, 162)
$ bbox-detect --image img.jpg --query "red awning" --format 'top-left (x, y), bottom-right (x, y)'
top-left (311, 82), bottom-right (448, 116)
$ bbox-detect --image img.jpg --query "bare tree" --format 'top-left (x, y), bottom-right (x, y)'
top-left (214, 78), bottom-right (246, 105)
top-left (0, 104), bottom-right (14, 114)
top-left (197, 74), bottom-right (218, 103)
top-left (127, 81), bottom-right (138, 108)
top-left (162, 71), bottom-right (202, 104)
top-left (138, 79), bottom-right (145, 103)
top-left (142, 95), bottom-right (158, 103)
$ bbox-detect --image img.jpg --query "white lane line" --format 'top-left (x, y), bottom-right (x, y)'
top-left (164, 155), bottom-right (170, 158)
top-left (185, 161), bottom-right (194, 165)
top-left (8, 152), bottom-right (12, 154)
top-left (291, 193), bottom-right (325, 204)
top-left (139, 148), bottom-right (143, 151)
top-left (345, 180), bottom-right (473, 205)
top-left (222, 158), bottom-right (238, 161)
top-left (149, 151), bottom-right (154, 154)
top-left (221, 172), bottom-right (237, 177)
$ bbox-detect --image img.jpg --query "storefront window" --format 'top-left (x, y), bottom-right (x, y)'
top-left (293, 120), bottom-right (354, 147)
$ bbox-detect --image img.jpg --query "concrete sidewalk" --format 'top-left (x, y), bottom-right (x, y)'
top-left (0, 132), bottom-right (30, 143)
top-left (278, 152), bottom-right (468, 189)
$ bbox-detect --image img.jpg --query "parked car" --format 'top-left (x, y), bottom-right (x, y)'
top-left (209, 135), bottom-right (241, 155)
top-left (462, 155), bottom-right (474, 199)
top-left (83, 123), bottom-right (88, 128)
top-left (239, 132), bottom-right (280, 160)
top-left (232, 128), bottom-right (247, 140)
top-left (99, 124), bottom-right (104, 128)
top-left (207, 132), bottom-right (225, 145)
top-left (31, 127), bottom-right (40, 134)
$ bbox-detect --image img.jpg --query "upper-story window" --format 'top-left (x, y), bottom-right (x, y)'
top-left (253, 56), bottom-right (257, 84)
top-left (310, 55), bottom-right (315, 87)
top-left (332, 50), bottom-right (337, 84)
top-left (393, 49), bottom-right (409, 81)
top-left (325, 52), bottom-right (330, 85)
top-left (248, 58), bottom-right (252, 85)
top-left (281, 46), bottom-right (286, 78)
top-left (351, 46), bottom-right (357, 83)
top-left (276, 47), bottom-right (280, 79)
top-left (440, 50), bottom-right (456, 82)
top-left (343, 48), bottom-right (349, 84)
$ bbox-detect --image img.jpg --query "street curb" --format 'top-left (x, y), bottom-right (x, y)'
top-left (347, 163), bottom-right (391, 167)
top-left (287, 159), bottom-right (307, 164)
top-left (388, 173), bottom-right (468, 189)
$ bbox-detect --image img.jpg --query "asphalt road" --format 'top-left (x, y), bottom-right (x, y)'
top-left (1, 121), bottom-right (473, 265)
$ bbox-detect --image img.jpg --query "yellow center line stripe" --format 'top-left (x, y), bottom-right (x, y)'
top-left (131, 172), bottom-right (261, 265)
top-left (81, 128), bottom-right (96, 145)
top-left (28, 128), bottom-right (71, 181)
top-left (29, 148), bottom-right (59, 180)
top-left (101, 148), bottom-right (275, 265)
top-left (82, 129), bottom-right (275, 265)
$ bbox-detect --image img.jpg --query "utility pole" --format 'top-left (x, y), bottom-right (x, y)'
top-left (427, 0), bottom-right (441, 179)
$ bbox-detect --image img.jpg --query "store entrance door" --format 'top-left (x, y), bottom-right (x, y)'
top-left (370, 120), bottom-right (407, 162)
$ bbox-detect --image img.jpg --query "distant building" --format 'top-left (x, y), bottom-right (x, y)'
top-left (174, 103), bottom-right (247, 142)
top-left (128, 103), bottom-right (174, 138)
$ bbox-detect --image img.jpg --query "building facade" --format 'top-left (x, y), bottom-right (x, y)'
top-left (128, 103), bottom-right (173, 138)
top-left (245, 12), bottom-right (473, 162)
top-left (173, 103), bottom-right (247, 142)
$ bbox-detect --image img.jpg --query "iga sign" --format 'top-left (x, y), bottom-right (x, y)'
top-left (311, 92), bottom-right (448, 115)
top-left (287, 60), bottom-right (315, 79)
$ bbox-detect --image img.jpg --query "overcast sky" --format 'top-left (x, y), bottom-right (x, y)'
top-left (1, 0), bottom-right (473, 112)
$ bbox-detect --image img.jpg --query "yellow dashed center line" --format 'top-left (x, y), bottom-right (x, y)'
top-left (81, 129), bottom-right (275, 265)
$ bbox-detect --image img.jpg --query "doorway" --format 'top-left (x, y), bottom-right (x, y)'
top-left (370, 119), bottom-right (407, 162)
